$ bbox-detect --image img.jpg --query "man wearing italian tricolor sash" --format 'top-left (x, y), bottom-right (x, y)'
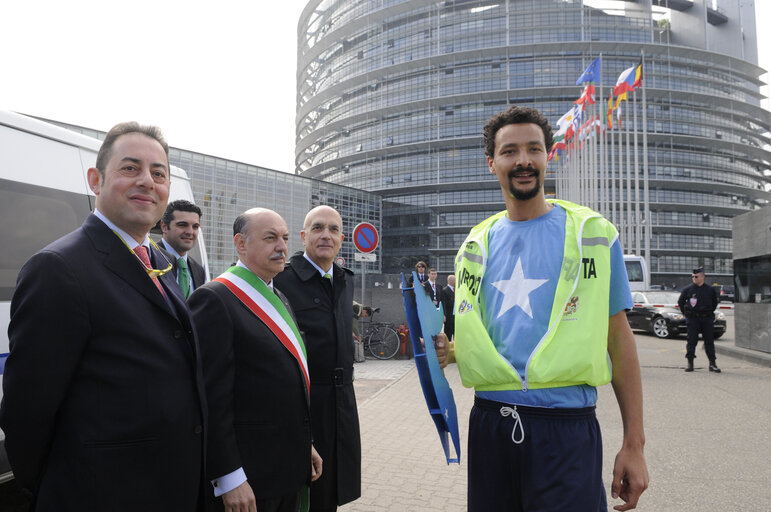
top-left (190, 208), bottom-right (322, 512)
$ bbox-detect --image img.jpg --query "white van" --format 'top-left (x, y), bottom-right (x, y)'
top-left (624, 254), bottom-right (649, 292)
top-left (0, 111), bottom-right (208, 483)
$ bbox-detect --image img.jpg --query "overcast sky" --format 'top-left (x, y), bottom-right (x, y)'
top-left (1, 1), bottom-right (768, 174)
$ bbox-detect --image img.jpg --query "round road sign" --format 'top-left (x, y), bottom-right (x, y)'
top-left (335, 256), bottom-right (345, 266)
top-left (352, 222), bottom-right (379, 253)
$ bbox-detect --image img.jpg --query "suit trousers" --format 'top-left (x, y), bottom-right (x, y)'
top-left (685, 316), bottom-right (716, 361)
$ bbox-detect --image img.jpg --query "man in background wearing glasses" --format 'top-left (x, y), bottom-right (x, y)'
top-left (0, 123), bottom-right (207, 511)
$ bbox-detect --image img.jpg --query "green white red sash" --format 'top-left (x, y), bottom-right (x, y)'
top-left (214, 265), bottom-right (309, 392)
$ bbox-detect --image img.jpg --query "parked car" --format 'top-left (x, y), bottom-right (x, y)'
top-left (626, 291), bottom-right (726, 339)
top-left (719, 285), bottom-right (735, 303)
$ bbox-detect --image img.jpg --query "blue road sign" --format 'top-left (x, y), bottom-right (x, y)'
top-left (353, 222), bottom-right (379, 253)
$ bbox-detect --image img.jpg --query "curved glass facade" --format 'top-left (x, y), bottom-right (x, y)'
top-left (297, 0), bottom-right (771, 285)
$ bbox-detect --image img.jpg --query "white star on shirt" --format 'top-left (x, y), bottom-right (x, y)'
top-left (491, 258), bottom-right (549, 319)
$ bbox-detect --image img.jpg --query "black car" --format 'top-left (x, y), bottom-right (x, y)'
top-left (626, 291), bottom-right (726, 339)
top-left (719, 285), bottom-right (735, 303)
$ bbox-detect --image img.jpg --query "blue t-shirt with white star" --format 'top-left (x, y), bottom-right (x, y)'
top-left (476, 205), bottom-right (632, 408)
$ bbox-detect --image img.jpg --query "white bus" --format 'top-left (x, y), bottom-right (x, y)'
top-left (0, 110), bottom-right (208, 483)
top-left (624, 254), bottom-right (649, 292)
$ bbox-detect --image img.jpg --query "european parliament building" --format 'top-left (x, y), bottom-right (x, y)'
top-left (295, 0), bottom-right (771, 286)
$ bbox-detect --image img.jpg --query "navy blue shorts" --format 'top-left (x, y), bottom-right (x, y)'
top-left (468, 396), bottom-right (606, 512)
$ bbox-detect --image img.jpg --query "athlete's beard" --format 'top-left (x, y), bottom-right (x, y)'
top-left (507, 166), bottom-right (542, 201)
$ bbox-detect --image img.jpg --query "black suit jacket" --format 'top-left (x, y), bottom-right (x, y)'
top-left (0, 214), bottom-right (207, 511)
top-left (188, 278), bottom-right (311, 506)
top-left (423, 280), bottom-right (441, 307)
top-left (442, 285), bottom-right (455, 317)
top-left (407, 272), bottom-right (428, 288)
top-left (442, 285), bottom-right (456, 339)
top-left (159, 239), bottom-right (207, 289)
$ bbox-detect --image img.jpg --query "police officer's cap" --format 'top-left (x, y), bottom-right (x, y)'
top-left (691, 267), bottom-right (704, 274)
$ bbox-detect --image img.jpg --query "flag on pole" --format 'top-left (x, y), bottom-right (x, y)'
top-left (556, 105), bottom-right (580, 142)
top-left (576, 56), bottom-right (601, 85)
top-left (606, 92), bottom-right (614, 130)
top-left (613, 59), bottom-right (643, 96)
top-left (557, 106), bottom-right (578, 131)
top-left (614, 91), bottom-right (628, 110)
top-left (548, 144), bottom-right (565, 162)
top-left (575, 84), bottom-right (596, 107)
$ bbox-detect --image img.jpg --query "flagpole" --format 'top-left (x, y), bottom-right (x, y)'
top-left (641, 51), bottom-right (651, 280)
top-left (590, 114), bottom-right (602, 211)
top-left (625, 107), bottom-right (632, 254)
top-left (632, 94), bottom-right (642, 255)
top-left (608, 110), bottom-right (620, 226)
top-left (620, 111), bottom-right (626, 251)
top-left (578, 110), bottom-right (591, 208)
top-left (609, 94), bottom-right (615, 226)
top-left (599, 76), bottom-right (605, 216)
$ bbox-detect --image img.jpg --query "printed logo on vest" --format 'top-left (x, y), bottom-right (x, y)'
top-left (457, 299), bottom-right (474, 315)
top-left (562, 295), bottom-right (579, 318)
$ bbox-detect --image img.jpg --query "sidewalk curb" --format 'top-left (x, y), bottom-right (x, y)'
top-left (715, 343), bottom-right (771, 367)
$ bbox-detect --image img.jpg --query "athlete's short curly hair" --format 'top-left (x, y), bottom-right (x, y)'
top-left (483, 106), bottom-right (554, 157)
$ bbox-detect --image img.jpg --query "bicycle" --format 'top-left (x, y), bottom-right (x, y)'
top-left (362, 307), bottom-right (400, 360)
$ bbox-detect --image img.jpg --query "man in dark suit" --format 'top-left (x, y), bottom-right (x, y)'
top-left (274, 205), bottom-right (361, 512)
top-left (415, 261), bottom-right (428, 283)
top-left (423, 267), bottom-right (441, 308)
top-left (159, 199), bottom-right (207, 298)
top-left (406, 261), bottom-right (429, 289)
top-left (0, 122), bottom-right (207, 511)
top-left (442, 274), bottom-right (456, 341)
top-left (189, 208), bottom-right (321, 512)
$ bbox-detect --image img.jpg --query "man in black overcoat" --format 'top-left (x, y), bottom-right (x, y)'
top-left (274, 205), bottom-right (361, 512)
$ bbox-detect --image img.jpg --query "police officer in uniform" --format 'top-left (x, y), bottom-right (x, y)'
top-left (678, 267), bottom-right (721, 373)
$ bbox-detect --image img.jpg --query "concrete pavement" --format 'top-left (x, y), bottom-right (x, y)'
top-left (344, 323), bottom-right (771, 511)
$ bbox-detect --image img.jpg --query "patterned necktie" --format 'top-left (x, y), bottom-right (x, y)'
top-left (134, 245), bottom-right (167, 297)
top-left (177, 257), bottom-right (191, 298)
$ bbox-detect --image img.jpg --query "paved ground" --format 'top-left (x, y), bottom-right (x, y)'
top-left (2, 315), bottom-right (768, 511)
top-left (344, 316), bottom-right (771, 511)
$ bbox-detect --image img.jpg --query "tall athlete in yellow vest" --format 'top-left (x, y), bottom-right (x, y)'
top-left (435, 106), bottom-right (648, 511)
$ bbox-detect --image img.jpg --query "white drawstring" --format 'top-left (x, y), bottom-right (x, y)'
top-left (499, 406), bottom-right (524, 444)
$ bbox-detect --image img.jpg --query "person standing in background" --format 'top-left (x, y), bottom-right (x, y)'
top-left (678, 267), bottom-right (721, 373)
top-left (442, 274), bottom-right (456, 340)
top-left (159, 199), bottom-right (206, 298)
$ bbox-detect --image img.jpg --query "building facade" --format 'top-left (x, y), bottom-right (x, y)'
top-left (732, 205), bottom-right (771, 354)
top-left (296, 0), bottom-right (771, 285)
top-left (45, 120), bottom-right (381, 277)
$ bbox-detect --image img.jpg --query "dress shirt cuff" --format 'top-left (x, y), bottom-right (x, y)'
top-left (211, 467), bottom-right (247, 497)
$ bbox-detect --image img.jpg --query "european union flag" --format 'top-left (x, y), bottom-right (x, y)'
top-left (576, 56), bottom-right (601, 85)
